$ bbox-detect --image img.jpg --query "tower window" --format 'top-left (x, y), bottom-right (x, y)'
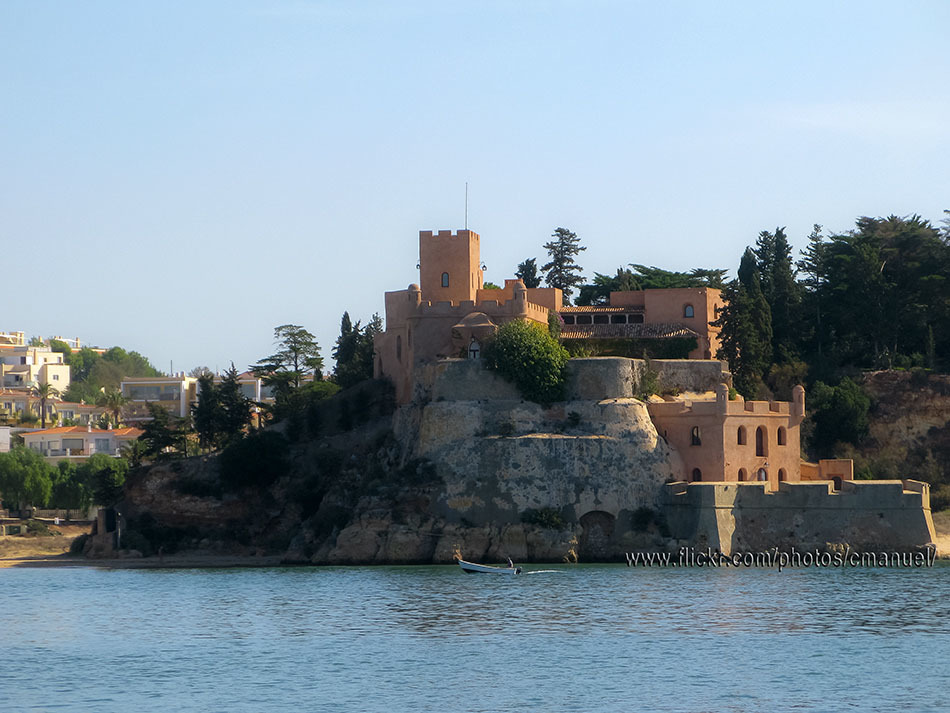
top-left (683, 304), bottom-right (694, 318)
top-left (441, 272), bottom-right (450, 288)
top-left (468, 338), bottom-right (480, 359)
top-left (691, 426), bottom-right (701, 446)
top-left (777, 427), bottom-right (787, 446)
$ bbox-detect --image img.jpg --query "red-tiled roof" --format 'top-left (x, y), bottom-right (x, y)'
top-left (560, 323), bottom-right (700, 339)
top-left (560, 305), bottom-right (643, 313)
top-left (22, 426), bottom-right (143, 437)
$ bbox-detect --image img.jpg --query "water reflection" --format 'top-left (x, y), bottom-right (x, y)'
top-left (1, 564), bottom-right (949, 712)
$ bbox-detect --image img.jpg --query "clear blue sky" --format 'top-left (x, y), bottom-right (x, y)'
top-left (3, 1), bottom-right (948, 375)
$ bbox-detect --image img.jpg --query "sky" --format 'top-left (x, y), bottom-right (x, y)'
top-left (3, 1), bottom-right (949, 375)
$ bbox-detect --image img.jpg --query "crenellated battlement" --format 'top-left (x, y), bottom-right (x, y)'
top-left (665, 479), bottom-right (936, 553)
top-left (419, 229), bottom-right (479, 241)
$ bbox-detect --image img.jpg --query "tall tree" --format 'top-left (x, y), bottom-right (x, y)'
top-left (712, 249), bottom-right (773, 397)
top-left (755, 227), bottom-right (801, 363)
top-left (31, 382), bottom-right (59, 428)
top-left (140, 404), bottom-right (183, 458)
top-left (191, 373), bottom-right (222, 450)
top-left (0, 446), bottom-right (53, 510)
top-left (515, 258), bottom-right (542, 288)
top-left (253, 324), bottom-right (324, 388)
top-left (96, 388), bottom-right (127, 428)
top-left (333, 312), bottom-right (381, 389)
top-left (217, 364), bottom-right (252, 443)
top-left (541, 227), bottom-right (587, 303)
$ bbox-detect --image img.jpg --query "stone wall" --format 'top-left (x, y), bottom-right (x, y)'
top-left (414, 356), bottom-right (731, 404)
top-left (666, 480), bottom-right (936, 554)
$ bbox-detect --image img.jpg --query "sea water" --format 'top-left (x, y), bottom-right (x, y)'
top-left (2, 562), bottom-right (948, 712)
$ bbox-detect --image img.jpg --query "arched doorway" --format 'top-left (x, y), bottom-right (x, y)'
top-left (579, 510), bottom-right (616, 559)
top-left (778, 468), bottom-right (787, 482)
top-left (738, 468), bottom-right (747, 481)
top-left (692, 468), bottom-right (702, 482)
top-left (757, 468), bottom-right (767, 482)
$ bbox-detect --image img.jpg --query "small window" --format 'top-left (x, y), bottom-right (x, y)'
top-left (562, 315), bottom-right (575, 325)
top-left (629, 313), bottom-right (644, 324)
top-left (593, 314), bottom-right (609, 324)
top-left (755, 426), bottom-right (767, 456)
top-left (692, 468), bottom-right (702, 482)
top-left (610, 314), bottom-right (627, 324)
top-left (738, 468), bottom-right (747, 481)
top-left (737, 426), bottom-right (746, 445)
top-left (777, 427), bottom-right (787, 446)
top-left (576, 315), bottom-right (592, 325)
top-left (468, 338), bottom-right (480, 360)
top-left (441, 272), bottom-right (449, 288)
top-left (53, 374), bottom-right (59, 381)
top-left (683, 304), bottom-right (694, 318)
top-left (691, 426), bottom-right (701, 446)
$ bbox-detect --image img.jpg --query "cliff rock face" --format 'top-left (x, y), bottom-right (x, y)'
top-left (307, 360), bottom-right (677, 564)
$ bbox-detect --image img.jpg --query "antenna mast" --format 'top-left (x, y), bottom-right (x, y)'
top-left (465, 182), bottom-right (468, 230)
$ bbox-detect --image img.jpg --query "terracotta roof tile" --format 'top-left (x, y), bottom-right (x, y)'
top-left (560, 305), bottom-right (642, 313)
top-left (560, 323), bottom-right (700, 339)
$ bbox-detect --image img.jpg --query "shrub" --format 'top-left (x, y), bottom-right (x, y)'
top-left (25, 519), bottom-right (53, 536)
top-left (70, 533), bottom-right (90, 554)
top-left (807, 378), bottom-right (871, 457)
top-left (485, 319), bottom-right (569, 404)
top-left (521, 507), bottom-right (564, 530)
top-left (219, 431), bottom-right (289, 489)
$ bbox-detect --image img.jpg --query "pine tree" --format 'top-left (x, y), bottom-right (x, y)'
top-left (515, 258), bottom-right (542, 288)
top-left (713, 249), bottom-right (773, 397)
top-left (541, 227), bottom-right (587, 303)
top-left (191, 373), bottom-right (221, 450)
top-left (218, 364), bottom-right (252, 444)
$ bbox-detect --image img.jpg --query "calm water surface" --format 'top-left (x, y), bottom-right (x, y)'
top-left (2, 563), bottom-right (949, 712)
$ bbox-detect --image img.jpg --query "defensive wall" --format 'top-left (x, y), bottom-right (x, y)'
top-left (665, 480), bottom-right (936, 554)
top-left (413, 356), bottom-right (731, 404)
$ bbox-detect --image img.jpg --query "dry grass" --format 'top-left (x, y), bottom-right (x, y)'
top-left (0, 523), bottom-right (91, 561)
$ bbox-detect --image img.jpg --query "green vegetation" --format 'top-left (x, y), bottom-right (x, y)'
top-left (521, 507), bottom-right (564, 530)
top-left (515, 257), bottom-right (542, 288)
top-left (562, 336), bottom-right (697, 360)
top-left (31, 382), bottom-right (59, 428)
top-left (575, 265), bottom-right (726, 306)
top-left (541, 227), bottom-right (587, 304)
top-left (253, 324), bottom-right (324, 390)
top-left (191, 365), bottom-right (253, 450)
top-left (63, 346), bottom-right (161, 405)
top-left (332, 312), bottom-right (381, 389)
top-left (218, 430), bottom-right (290, 489)
top-left (485, 319), bottom-right (569, 404)
top-left (0, 446), bottom-right (128, 511)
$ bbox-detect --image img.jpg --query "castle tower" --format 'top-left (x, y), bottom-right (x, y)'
top-left (419, 229), bottom-right (482, 304)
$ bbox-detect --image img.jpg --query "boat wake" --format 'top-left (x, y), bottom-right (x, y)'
top-left (523, 569), bottom-right (562, 575)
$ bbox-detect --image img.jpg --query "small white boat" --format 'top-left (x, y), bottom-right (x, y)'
top-left (457, 558), bottom-right (522, 575)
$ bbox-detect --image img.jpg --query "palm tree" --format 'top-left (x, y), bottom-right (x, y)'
top-left (31, 382), bottom-right (60, 428)
top-left (97, 388), bottom-right (128, 428)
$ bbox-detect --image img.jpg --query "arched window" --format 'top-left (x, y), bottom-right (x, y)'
top-left (468, 338), bottom-right (480, 359)
top-left (777, 427), bottom-right (787, 446)
top-left (683, 304), bottom-right (694, 318)
top-left (692, 468), bottom-right (702, 482)
top-left (757, 468), bottom-right (767, 481)
top-left (778, 468), bottom-right (787, 482)
top-left (737, 426), bottom-right (747, 445)
top-left (396, 335), bottom-right (402, 362)
top-left (691, 426), bottom-right (701, 446)
top-left (738, 468), bottom-right (747, 481)
top-left (755, 426), bottom-right (767, 457)
top-left (441, 272), bottom-right (450, 287)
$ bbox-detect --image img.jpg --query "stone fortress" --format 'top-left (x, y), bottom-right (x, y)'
top-left (368, 228), bottom-right (935, 559)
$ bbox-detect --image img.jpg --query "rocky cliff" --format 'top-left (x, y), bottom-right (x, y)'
top-left (114, 359), bottom-right (684, 564)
